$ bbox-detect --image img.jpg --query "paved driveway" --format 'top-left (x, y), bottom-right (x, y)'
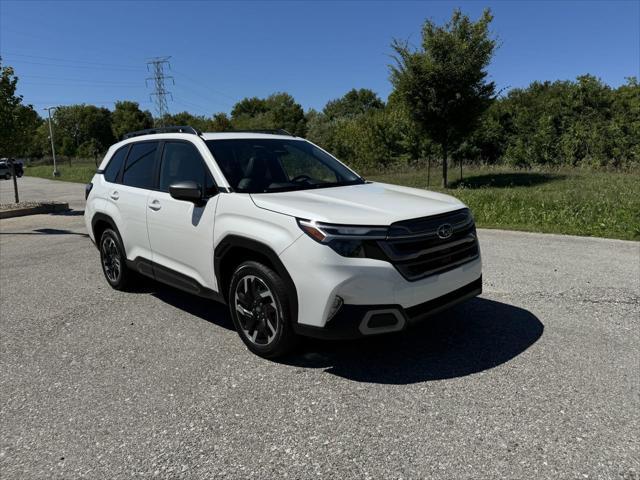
top-left (0, 175), bottom-right (86, 210)
top-left (0, 178), bottom-right (638, 479)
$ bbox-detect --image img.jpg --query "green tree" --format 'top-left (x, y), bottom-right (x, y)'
top-left (112, 101), bottom-right (153, 139)
top-left (231, 97), bottom-right (267, 118)
top-left (305, 109), bottom-right (342, 152)
top-left (210, 112), bottom-right (233, 131)
top-left (611, 77), bottom-right (640, 166)
top-left (0, 60), bottom-right (42, 157)
top-left (14, 105), bottom-right (43, 157)
top-left (336, 108), bottom-right (406, 170)
top-left (160, 111), bottom-right (214, 132)
top-left (323, 88), bottom-right (385, 119)
top-left (492, 75), bottom-right (639, 168)
top-left (29, 122), bottom-right (51, 158)
top-left (390, 9), bottom-right (497, 186)
top-left (54, 104), bottom-right (114, 158)
top-left (231, 93), bottom-right (307, 135)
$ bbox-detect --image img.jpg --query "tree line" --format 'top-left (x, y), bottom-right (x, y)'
top-left (2, 9), bottom-right (638, 185)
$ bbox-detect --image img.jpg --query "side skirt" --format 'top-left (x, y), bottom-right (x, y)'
top-left (126, 257), bottom-right (225, 304)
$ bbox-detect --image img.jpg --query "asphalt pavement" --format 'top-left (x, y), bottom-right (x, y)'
top-left (0, 175), bottom-right (86, 210)
top-left (0, 177), bottom-right (638, 479)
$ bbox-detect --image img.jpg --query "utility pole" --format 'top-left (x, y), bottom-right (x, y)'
top-left (146, 56), bottom-right (174, 126)
top-left (9, 158), bottom-right (19, 203)
top-left (44, 106), bottom-right (59, 177)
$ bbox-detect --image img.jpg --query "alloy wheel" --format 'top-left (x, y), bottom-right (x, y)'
top-left (101, 236), bottom-right (121, 283)
top-left (234, 275), bottom-right (280, 346)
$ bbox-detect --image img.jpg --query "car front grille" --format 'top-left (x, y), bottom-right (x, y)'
top-left (378, 208), bottom-right (480, 281)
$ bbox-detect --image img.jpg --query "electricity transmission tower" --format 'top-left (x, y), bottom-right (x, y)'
top-left (146, 56), bottom-right (174, 125)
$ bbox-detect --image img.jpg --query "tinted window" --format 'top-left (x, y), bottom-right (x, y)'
top-left (122, 142), bottom-right (158, 189)
top-left (280, 143), bottom-right (337, 183)
top-left (103, 146), bottom-right (128, 183)
top-left (159, 142), bottom-right (216, 195)
top-left (206, 139), bottom-right (362, 193)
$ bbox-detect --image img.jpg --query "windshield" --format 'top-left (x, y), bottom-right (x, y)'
top-left (206, 138), bottom-right (363, 193)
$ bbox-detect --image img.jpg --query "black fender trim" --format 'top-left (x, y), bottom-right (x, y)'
top-left (90, 212), bottom-right (119, 248)
top-left (214, 235), bottom-right (298, 321)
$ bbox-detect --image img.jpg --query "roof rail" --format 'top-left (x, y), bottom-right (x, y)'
top-left (122, 125), bottom-right (202, 140)
top-left (227, 129), bottom-right (294, 136)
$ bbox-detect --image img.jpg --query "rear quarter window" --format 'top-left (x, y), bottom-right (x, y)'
top-left (103, 146), bottom-right (129, 183)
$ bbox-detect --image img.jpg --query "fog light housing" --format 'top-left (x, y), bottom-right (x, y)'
top-left (327, 239), bottom-right (365, 257)
top-left (327, 295), bottom-right (344, 321)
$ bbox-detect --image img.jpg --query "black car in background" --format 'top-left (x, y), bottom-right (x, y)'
top-left (0, 159), bottom-right (24, 180)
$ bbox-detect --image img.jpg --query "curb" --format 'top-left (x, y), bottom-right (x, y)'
top-left (0, 202), bottom-right (70, 219)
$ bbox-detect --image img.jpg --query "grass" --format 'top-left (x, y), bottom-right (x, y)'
top-left (369, 167), bottom-right (640, 241)
top-left (25, 162), bottom-right (640, 241)
top-left (24, 163), bottom-right (98, 184)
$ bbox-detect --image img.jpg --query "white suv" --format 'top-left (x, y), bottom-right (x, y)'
top-left (85, 126), bottom-right (482, 358)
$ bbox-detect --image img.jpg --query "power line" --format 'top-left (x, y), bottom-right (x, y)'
top-left (146, 56), bottom-right (174, 123)
top-left (20, 81), bottom-right (145, 88)
top-left (25, 100), bottom-right (152, 107)
top-left (2, 51), bottom-right (143, 69)
top-left (4, 58), bottom-right (144, 72)
top-left (18, 74), bottom-right (145, 85)
top-left (173, 69), bottom-right (237, 102)
top-left (172, 96), bottom-right (214, 116)
top-left (173, 82), bottom-right (234, 110)
top-left (0, 27), bottom-right (148, 60)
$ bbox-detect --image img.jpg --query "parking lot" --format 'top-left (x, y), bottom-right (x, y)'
top-left (1, 178), bottom-right (638, 479)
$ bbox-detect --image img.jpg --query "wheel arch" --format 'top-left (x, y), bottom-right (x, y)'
top-left (91, 213), bottom-right (120, 249)
top-left (215, 235), bottom-right (298, 321)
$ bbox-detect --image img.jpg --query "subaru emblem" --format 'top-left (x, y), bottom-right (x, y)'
top-left (437, 223), bottom-right (453, 239)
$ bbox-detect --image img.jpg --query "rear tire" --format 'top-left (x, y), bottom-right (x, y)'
top-left (3, 173), bottom-right (10, 180)
top-left (228, 261), bottom-right (298, 358)
top-left (99, 228), bottom-right (132, 291)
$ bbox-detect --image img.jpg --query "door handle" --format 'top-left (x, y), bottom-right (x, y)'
top-left (110, 191), bottom-right (119, 200)
top-left (148, 199), bottom-right (161, 211)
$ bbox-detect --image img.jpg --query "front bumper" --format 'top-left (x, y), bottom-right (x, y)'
top-left (279, 233), bottom-right (482, 333)
top-left (293, 276), bottom-right (482, 339)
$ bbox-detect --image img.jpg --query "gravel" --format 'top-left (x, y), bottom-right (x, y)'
top-left (0, 201), bottom-right (45, 210)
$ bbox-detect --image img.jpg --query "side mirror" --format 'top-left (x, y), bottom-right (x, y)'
top-left (169, 181), bottom-right (204, 205)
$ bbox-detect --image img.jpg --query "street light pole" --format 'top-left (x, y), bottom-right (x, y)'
top-left (44, 106), bottom-right (59, 177)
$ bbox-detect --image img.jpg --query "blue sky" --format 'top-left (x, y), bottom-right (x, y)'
top-left (1, 0), bottom-right (638, 117)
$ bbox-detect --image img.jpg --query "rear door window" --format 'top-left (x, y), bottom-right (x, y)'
top-left (122, 142), bottom-right (158, 189)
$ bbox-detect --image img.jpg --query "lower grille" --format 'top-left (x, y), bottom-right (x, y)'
top-left (379, 209), bottom-right (480, 281)
top-left (405, 276), bottom-right (482, 321)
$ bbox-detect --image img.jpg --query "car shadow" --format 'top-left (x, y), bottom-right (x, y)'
top-left (138, 281), bottom-right (543, 385)
top-left (449, 172), bottom-right (564, 189)
top-left (0, 228), bottom-right (89, 237)
top-left (282, 297), bottom-right (543, 385)
top-left (51, 209), bottom-right (85, 216)
top-left (135, 280), bottom-right (234, 331)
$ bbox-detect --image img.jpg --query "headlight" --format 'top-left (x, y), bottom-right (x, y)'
top-left (297, 219), bottom-right (388, 258)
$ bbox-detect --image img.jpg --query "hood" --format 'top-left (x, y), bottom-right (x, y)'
top-left (250, 182), bottom-right (466, 225)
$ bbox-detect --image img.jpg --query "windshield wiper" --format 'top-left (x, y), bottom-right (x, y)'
top-left (310, 180), bottom-right (362, 189)
top-left (262, 185), bottom-right (309, 193)
top-left (260, 179), bottom-right (362, 193)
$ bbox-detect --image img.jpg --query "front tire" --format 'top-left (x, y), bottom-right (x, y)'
top-left (4, 173), bottom-right (10, 180)
top-left (99, 228), bottom-right (132, 290)
top-left (228, 261), bottom-right (298, 358)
